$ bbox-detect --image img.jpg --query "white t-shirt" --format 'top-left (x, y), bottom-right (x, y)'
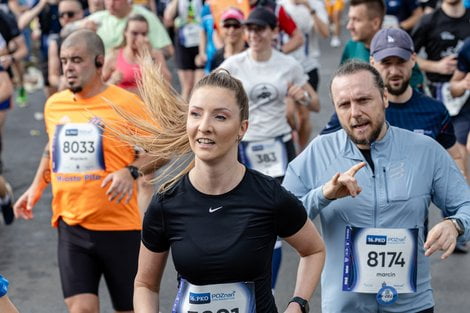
top-left (279, 0), bottom-right (328, 72)
top-left (220, 50), bottom-right (308, 142)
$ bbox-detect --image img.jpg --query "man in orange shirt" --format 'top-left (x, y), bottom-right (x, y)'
top-left (14, 30), bottom-right (155, 313)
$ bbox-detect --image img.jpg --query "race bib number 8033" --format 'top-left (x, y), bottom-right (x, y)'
top-left (52, 123), bottom-right (105, 173)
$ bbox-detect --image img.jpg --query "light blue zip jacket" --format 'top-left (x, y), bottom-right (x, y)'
top-left (283, 125), bottom-right (470, 313)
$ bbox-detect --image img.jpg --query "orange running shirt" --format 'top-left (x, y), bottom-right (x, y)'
top-left (44, 85), bottom-right (146, 231)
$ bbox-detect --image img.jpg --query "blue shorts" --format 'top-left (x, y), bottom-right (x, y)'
top-left (0, 98), bottom-right (11, 111)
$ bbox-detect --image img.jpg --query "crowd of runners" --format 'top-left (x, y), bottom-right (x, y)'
top-left (0, 0), bottom-right (470, 312)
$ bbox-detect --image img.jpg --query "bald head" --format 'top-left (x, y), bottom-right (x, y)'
top-left (62, 29), bottom-right (105, 59)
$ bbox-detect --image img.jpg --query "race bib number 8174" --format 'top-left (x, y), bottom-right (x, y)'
top-left (342, 226), bottom-right (418, 294)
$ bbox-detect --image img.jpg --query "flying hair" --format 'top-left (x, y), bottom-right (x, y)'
top-left (111, 57), bottom-right (249, 193)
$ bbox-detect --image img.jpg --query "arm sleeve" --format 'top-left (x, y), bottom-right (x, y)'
top-left (142, 196), bottom-right (170, 252)
top-left (275, 183), bottom-right (307, 238)
top-left (431, 145), bottom-right (470, 242)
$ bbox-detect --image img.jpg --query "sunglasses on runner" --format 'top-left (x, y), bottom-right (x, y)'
top-left (223, 22), bottom-right (242, 29)
top-left (59, 11), bottom-right (76, 18)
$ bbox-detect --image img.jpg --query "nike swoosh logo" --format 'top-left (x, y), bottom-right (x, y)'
top-left (209, 206), bottom-right (223, 213)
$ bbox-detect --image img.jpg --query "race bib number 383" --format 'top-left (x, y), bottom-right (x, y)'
top-left (172, 279), bottom-right (256, 313)
top-left (342, 226), bottom-right (418, 294)
top-left (240, 137), bottom-right (288, 178)
top-left (52, 123), bottom-right (105, 173)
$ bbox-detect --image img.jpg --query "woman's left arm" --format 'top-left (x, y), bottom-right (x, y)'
top-left (283, 219), bottom-right (325, 313)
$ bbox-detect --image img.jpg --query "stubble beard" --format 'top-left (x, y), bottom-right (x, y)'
top-left (346, 116), bottom-right (385, 147)
top-left (386, 78), bottom-right (410, 96)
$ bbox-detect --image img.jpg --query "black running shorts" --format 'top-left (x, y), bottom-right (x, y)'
top-left (57, 219), bottom-right (140, 311)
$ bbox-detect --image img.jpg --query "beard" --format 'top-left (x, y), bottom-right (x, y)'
top-left (68, 85), bottom-right (83, 93)
top-left (345, 116), bottom-right (385, 146)
top-left (386, 77), bottom-right (410, 96)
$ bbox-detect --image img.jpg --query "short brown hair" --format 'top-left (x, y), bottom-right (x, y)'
top-left (350, 0), bottom-right (386, 21)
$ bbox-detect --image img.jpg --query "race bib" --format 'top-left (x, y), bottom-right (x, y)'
top-left (342, 226), bottom-right (418, 294)
top-left (240, 137), bottom-right (288, 178)
top-left (172, 279), bottom-right (256, 313)
top-left (52, 123), bottom-right (105, 173)
top-left (179, 23), bottom-right (201, 48)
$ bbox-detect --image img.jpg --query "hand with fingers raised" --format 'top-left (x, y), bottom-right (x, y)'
top-left (322, 162), bottom-right (367, 200)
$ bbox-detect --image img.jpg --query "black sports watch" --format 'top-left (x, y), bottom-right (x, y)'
top-left (289, 296), bottom-right (309, 313)
top-left (126, 165), bottom-right (140, 180)
top-left (445, 217), bottom-right (465, 236)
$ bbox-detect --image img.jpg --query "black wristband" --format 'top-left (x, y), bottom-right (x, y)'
top-left (126, 165), bottom-right (141, 180)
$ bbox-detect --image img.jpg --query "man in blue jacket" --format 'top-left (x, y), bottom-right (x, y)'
top-left (283, 60), bottom-right (470, 313)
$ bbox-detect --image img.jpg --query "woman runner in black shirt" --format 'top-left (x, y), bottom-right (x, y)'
top-left (131, 64), bottom-right (325, 313)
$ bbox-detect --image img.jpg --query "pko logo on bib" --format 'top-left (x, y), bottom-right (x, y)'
top-left (366, 235), bottom-right (387, 245)
top-left (65, 129), bottom-right (78, 136)
top-left (189, 292), bottom-right (211, 304)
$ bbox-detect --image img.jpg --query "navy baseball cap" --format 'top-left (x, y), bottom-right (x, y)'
top-left (370, 28), bottom-right (415, 61)
top-left (244, 7), bottom-right (277, 28)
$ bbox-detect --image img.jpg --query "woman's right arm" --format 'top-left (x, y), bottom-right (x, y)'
top-left (134, 243), bottom-right (169, 313)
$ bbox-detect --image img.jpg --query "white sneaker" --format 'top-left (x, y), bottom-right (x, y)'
top-left (330, 36), bottom-right (341, 48)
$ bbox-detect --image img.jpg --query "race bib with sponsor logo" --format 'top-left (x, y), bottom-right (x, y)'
top-left (52, 123), bottom-right (105, 173)
top-left (178, 23), bottom-right (201, 48)
top-left (240, 137), bottom-right (288, 178)
top-left (172, 279), bottom-right (256, 313)
top-left (342, 226), bottom-right (418, 295)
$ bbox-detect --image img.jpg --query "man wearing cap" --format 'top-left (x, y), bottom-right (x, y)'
top-left (283, 59), bottom-right (470, 312)
top-left (369, 28), bottom-right (463, 171)
top-left (319, 0), bottom-right (425, 135)
top-left (209, 8), bottom-right (247, 71)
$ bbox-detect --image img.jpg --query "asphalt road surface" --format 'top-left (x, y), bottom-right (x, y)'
top-left (1, 34), bottom-right (469, 313)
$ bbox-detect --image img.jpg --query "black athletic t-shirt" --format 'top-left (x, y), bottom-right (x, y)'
top-left (412, 8), bottom-right (470, 83)
top-left (142, 168), bottom-right (308, 313)
top-left (0, 10), bottom-right (20, 44)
